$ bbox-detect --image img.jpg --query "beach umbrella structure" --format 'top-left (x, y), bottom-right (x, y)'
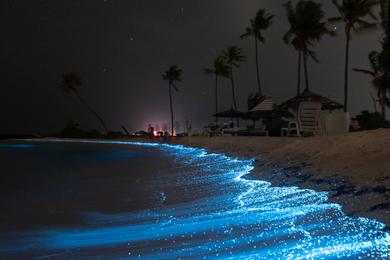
top-left (242, 107), bottom-right (294, 123)
top-left (243, 96), bottom-right (293, 122)
top-left (213, 108), bottom-right (245, 128)
top-left (278, 89), bottom-right (343, 111)
top-left (243, 96), bottom-right (274, 123)
top-left (250, 96), bottom-right (274, 112)
top-left (213, 108), bottom-right (245, 119)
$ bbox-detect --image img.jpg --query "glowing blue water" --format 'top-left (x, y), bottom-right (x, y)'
top-left (0, 144), bottom-right (34, 148)
top-left (0, 140), bottom-right (389, 259)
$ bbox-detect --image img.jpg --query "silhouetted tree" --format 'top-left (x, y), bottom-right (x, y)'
top-left (354, 51), bottom-right (390, 117)
top-left (241, 9), bottom-right (274, 96)
top-left (60, 73), bottom-right (108, 134)
top-left (162, 65), bottom-right (183, 136)
top-left (203, 56), bottom-right (230, 123)
top-left (380, 0), bottom-right (390, 31)
top-left (330, 0), bottom-right (378, 112)
top-left (284, 1), bottom-right (335, 95)
top-left (222, 46), bottom-right (246, 111)
top-left (354, 1), bottom-right (390, 117)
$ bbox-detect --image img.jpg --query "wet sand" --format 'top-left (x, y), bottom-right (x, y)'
top-left (164, 129), bottom-right (390, 227)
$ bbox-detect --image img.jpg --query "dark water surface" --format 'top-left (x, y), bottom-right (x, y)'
top-left (0, 140), bottom-right (389, 259)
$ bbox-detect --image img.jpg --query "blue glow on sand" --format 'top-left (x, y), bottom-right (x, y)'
top-left (0, 144), bottom-right (34, 148)
top-left (1, 139), bottom-right (390, 259)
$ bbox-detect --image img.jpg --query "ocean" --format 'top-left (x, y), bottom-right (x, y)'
top-left (0, 140), bottom-right (389, 259)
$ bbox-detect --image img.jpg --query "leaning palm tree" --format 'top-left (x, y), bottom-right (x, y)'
top-left (162, 65), bottom-right (183, 136)
top-left (241, 9), bottom-right (274, 96)
top-left (354, 52), bottom-right (390, 116)
top-left (222, 46), bottom-right (246, 111)
top-left (203, 56), bottom-right (230, 123)
top-left (60, 72), bottom-right (108, 134)
top-left (284, 0), bottom-right (335, 96)
top-left (329, 0), bottom-right (378, 112)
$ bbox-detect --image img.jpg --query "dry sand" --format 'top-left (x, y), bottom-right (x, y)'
top-left (164, 129), bottom-right (390, 227)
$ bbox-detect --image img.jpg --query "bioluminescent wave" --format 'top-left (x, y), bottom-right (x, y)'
top-left (0, 140), bottom-right (389, 259)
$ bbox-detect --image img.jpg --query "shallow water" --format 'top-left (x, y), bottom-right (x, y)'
top-left (0, 140), bottom-right (389, 259)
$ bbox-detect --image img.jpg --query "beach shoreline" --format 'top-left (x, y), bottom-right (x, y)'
top-left (3, 136), bottom-right (390, 258)
top-left (150, 129), bottom-right (390, 228)
top-left (7, 131), bottom-right (390, 228)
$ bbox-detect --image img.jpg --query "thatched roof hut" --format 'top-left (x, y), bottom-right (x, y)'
top-left (278, 89), bottom-right (343, 111)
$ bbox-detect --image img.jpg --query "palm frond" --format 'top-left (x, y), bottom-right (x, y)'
top-left (241, 9), bottom-right (273, 43)
top-left (60, 72), bottom-right (82, 93)
top-left (353, 68), bottom-right (376, 76)
top-left (306, 47), bottom-right (320, 63)
top-left (284, 0), bottom-right (334, 53)
top-left (283, 32), bottom-right (292, 44)
top-left (331, 0), bottom-right (379, 32)
top-left (353, 19), bottom-right (377, 32)
top-left (203, 68), bottom-right (214, 74)
top-left (162, 65), bottom-right (183, 89)
top-left (331, 0), bottom-right (343, 11)
top-left (222, 46), bottom-right (246, 65)
top-left (328, 17), bottom-right (344, 23)
top-left (240, 28), bottom-right (252, 39)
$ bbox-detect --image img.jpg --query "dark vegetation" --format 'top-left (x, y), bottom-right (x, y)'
top-left (57, 1), bottom-right (390, 136)
top-left (356, 110), bottom-right (390, 129)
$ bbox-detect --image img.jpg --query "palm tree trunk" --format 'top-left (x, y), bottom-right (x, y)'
top-left (382, 102), bottom-right (386, 118)
top-left (73, 90), bottom-right (108, 134)
top-left (370, 92), bottom-right (378, 112)
top-left (255, 36), bottom-right (262, 96)
top-left (215, 74), bottom-right (219, 124)
top-left (381, 93), bottom-right (386, 117)
top-left (169, 82), bottom-right (174, 136)
top-left (230, 67), bottom-right (238, 110)
top-left (303, 48), bottom-right (309, 92)
top-left (387, 0), bottom-right (390, 37)
top-left (230, 67), bottom-right (239, 126)
top-left (297, 51), bottom-right (302, 96)
top-left (344, 27), bottom-right (351, 112)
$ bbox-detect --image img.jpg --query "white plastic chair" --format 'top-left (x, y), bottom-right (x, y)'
top-left (282, 102), bottom-right (322, 137)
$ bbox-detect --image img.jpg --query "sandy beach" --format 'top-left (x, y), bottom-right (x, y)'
top-left (152, 129), bottom-right (390, 227)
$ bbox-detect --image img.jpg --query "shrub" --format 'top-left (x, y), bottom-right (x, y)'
top-left (60, 120), bottom-right (103, 138)
top-left (355, 110), bottom-right (390, 130)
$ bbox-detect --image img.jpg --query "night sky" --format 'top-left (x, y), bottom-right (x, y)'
top-left (0, 0), bottom-right (382, 134)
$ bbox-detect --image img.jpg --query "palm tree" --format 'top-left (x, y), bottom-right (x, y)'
top-left (378, 0), bottom-right (390, 83)
top-left (203, 56), bottom-right (230, 123)
top-left (241, 9), bottom-right (274, 96)
top-left (222, 46), bottom-right (246, 111)
top-left (60, 73), bottom-right (108, 134)
top-left (162, 65), bottom-right (183, 136)
top-left (354, 53), bottom-right (390, 117)
top-left (380, 0), bottom-right (390, 33)
top-left (284, 0), bottom-right (335, 96)
top-left (329, 0), bottom-right (378, 112)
